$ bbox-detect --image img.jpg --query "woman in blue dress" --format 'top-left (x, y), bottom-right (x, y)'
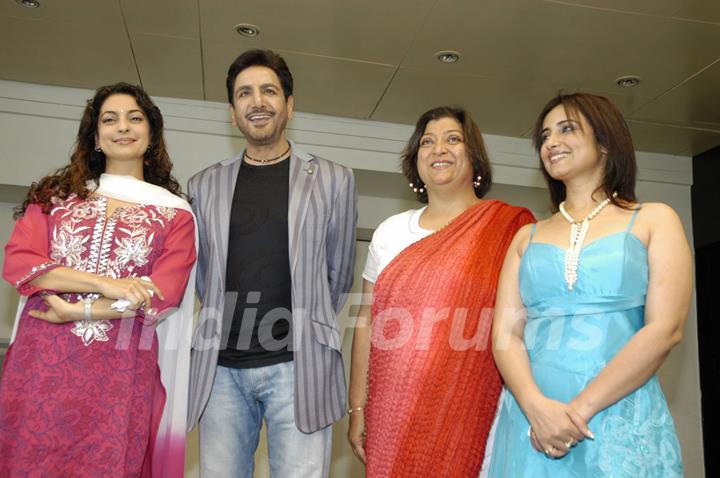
top-left (487, 92), bottom-right (691, 477)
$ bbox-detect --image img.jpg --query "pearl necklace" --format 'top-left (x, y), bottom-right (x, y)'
top-left (558, 195), bottom-right (614, 290)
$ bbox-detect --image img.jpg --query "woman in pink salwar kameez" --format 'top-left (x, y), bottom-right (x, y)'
top-left (0, 83), bottom-right (196, 477)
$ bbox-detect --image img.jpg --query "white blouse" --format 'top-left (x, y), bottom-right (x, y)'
top-left (362, 207), bottom-right (434, 283)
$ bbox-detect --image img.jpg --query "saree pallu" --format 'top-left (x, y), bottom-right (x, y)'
top-left (365, 200), bottom-right (534, 477)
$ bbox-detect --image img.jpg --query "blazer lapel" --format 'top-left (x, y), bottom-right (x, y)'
top-left (288, 151), bottom-right (317, 276)
top-left (214, 155), bottom-right (243, 292)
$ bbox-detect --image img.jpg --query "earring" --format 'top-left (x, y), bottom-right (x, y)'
top-left (409, 181), bottom-right (425, 194)
top-left (473, 175), bottom-right (482, 188)
top-left (94, 145), bottom-right (102, 153)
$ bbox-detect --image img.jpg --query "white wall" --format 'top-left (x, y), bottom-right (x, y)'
top-left (0, 80), bottom-right (703, 477)
top-left (0, 202), bottom-right (18, 338)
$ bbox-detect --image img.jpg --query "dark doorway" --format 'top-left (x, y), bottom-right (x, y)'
top-left (692, 144), bottom-right (720, 478)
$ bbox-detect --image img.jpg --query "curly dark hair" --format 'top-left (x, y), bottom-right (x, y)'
top-left (401, 106), bottom-right (492, 203)
top-left (532, 91), bottom-right (636, 212)
top-left (15, 82), bottom-right (185, 219)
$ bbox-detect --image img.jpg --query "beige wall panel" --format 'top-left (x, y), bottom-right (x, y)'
top-left (198, 0), bottom-right (435, 64)
top-left (403, 0), bottom-right (720, 100)
top-left (355, 170), bottom-right (415, 200)
top-left (1, 0), bottom-right (719, 156)
top-left (0, 0), bottom-right (120, 25)
top-left (564, 88), bottom-right (658, 117)
top-left (371, 68), bottom-right (550, 137)
top-left (673, 1), bottom-right (720, 23)
top-left (0, 16), bottom-right (138, 88)
top-left (0, 209), bottom-right (19, 338)
top-left (540, 0), bottom-right (684, 16)
top-left (627, 120), bottom-right (720, 156)
top-left (519, 87), bottom-right (659, 136)
top-left (630, 61), bottom-right (720, 128)
top-left (203, 44), bottom-right (396, 119)
top-left (0, 194), bottom-right (24, 339)
top-left (131, 33), bottom-right (204, 99)
top-left (121, 0), bottom-right (199, 38)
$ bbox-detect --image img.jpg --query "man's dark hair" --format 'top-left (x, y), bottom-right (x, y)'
top-left (226, 49), bottom-right (293, 104)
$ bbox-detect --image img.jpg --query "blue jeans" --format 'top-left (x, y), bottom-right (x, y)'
top-left (199, 362), bottom-right (332, 478)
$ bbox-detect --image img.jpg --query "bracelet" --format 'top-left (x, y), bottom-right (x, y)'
top-left (83, 297), bottom-right (95, 321)
top-left (347, 406), bottom-right (364, 415)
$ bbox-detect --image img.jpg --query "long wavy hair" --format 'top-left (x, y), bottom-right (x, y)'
top-left (15, 82), bottom-right (185, 218)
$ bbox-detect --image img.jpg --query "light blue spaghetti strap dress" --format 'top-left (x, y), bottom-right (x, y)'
top-left (487, 209), bottom-right (683, 477)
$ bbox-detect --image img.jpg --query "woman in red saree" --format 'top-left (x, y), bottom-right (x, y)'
top-left (348, 106), bottom-right (534, 476)
top-left (0, 83), bottom-right (196, 477)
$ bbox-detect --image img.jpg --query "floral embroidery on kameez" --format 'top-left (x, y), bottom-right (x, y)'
top-left (45, 195), bottom-right (176, 345)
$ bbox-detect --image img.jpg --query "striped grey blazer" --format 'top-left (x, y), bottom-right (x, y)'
top-left (186, 144), bottom-right (357, 433)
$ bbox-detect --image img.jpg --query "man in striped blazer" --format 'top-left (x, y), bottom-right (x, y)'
top-left (186, 49), bottom-right (357, 477)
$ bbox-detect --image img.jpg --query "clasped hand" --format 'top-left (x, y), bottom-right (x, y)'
top-left (526, 396), bottom-right (593, 459)
top-left (98, 276), bottom-right (164, 309)
top-left (29, 277), bottom-right (163, 323)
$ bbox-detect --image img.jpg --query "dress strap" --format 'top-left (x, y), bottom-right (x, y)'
top-left (528, 223), bottom-right (537, 242)
top-left (626, 206), bottom-right (641, 232)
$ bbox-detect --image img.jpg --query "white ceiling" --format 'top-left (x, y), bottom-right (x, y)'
top-left (2, 0), bottom-right (720, 156)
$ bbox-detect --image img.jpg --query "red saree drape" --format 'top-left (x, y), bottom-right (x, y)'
top-left (365, 200), bottom-right (534, 477)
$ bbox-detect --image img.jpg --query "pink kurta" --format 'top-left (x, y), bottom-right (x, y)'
top-left (0, 195), bottom-right (195, 477)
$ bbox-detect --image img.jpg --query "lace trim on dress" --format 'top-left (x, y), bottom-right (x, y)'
top-left (97, 216), bottom-right (117, 277)
top-left (86, 213), bottom-right (106, 272)
top-left (597, 381), bottom-right (683, 477)
top-left (15, 261), bottom-right (59, 288)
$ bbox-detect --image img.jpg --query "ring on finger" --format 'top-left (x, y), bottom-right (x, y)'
top-left (564, 438), bottom-right (575, 449)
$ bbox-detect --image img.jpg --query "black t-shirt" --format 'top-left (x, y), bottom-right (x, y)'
top-left (218, 158), bottom-right (294, 368)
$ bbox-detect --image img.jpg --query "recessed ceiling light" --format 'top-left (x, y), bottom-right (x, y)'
top-left (435, 50), bottom-right (461, 63)
top-left (235, 23), bottom-right (260, 37)
top-left (615, 75), bottom-right (641, 87)
top-left (15, 0), bottom-right (40, 7)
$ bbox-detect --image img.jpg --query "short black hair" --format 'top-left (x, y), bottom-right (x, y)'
top-left (226, 49), bottom-right (293, 104)
top-left (401, 106), bottom-right (492, 203)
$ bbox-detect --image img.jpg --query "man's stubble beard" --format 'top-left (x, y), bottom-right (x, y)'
top-left (240, 112), bottom-right (290, 148)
